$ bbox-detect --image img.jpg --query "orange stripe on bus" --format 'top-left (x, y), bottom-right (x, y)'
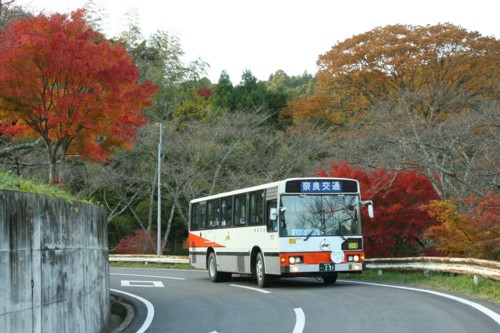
top-left (188, 232), bottom-right (224, 248)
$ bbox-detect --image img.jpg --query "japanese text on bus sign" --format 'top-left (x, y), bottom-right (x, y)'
top-left (300, 180), bottom-right (343, 193)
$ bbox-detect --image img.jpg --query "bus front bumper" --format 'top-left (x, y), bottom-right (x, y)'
top-left (280, 262), bottom-right (363, 274)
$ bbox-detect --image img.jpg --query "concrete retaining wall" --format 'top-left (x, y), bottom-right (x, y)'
top-left (0, 190), bottom-right (109, 333)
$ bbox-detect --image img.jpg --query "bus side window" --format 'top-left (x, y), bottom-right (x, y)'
top-left (249, 190), bottom-right (264, 225)
top-left (190, 203), bottom-right (199, 231)
top-left (234, 193), bottom-right (247, 226)
top-left (207, 199), bottom-right (221, 228)
top-left (221, 196), bottom-right (233, 227)
top-left (199, 203), bottom-right (206, 229)
top-left (191, 202), bottom-right (206, 230)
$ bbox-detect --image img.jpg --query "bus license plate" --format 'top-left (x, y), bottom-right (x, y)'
top-left (320, 263), bottom-right (334, 271)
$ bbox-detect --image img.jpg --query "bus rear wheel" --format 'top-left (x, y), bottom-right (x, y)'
top-left (256, 252), bottom-right (271, 288)
top-left (322, 273), bottom-right (338, 284)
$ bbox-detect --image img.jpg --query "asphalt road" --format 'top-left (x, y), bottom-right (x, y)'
top-left (110, 267), bottom-right (500, 333)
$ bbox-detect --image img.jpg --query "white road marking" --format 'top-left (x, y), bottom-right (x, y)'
top-left (293, 308), bottom-right (305, 333)
top-left (229, 284), bottom-right (271, 294)
top-left (111, 272), bottom-right (185, 280)
top-left (121, 280), bottom-right (164, 287)
top-left (111, 288), bottom-right (154, 333)
top-left (342, 280), bottom-right (500, 326)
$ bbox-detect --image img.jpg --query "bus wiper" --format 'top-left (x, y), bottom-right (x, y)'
top-left (304, 229), bottom-right (316, 241)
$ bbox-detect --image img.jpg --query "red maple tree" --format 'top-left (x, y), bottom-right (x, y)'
top-left (318, 162), bottom-right (440, 257)
top-left (0, 10), bottom-right (157, 183)
top-left (197, 87), bottom-right (212, 100)
top-left (115, 229), bottom-right (162, 255)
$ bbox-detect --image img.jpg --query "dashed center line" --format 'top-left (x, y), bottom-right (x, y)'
top-left (293, 308), bottom-right (305, 333)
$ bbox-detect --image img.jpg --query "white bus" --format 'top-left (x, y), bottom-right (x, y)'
top-left (189, 177), bottom-right (373, 287)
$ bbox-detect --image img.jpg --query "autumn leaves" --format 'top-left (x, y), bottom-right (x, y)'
top-left (0, 10), bottom-right (157, 183)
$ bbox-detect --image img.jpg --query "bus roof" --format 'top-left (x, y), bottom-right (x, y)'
top-left (189, 177), bottom-right (359, 204)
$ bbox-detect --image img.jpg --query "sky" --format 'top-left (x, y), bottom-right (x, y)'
top-left (14, 0), bottom-right (500, 84)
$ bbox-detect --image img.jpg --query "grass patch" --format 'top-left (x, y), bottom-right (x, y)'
top-left (0, 169), bottom-right (94, 204)
top-left (110, 296), bottom-right (128, 320)
top-left (343, 270), bottom-right (499, 305)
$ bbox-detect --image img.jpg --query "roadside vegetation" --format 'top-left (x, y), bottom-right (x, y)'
top-left (0, 169), bottom-right (84, 202)
top-left (1, 3), bottom-right (497, 265)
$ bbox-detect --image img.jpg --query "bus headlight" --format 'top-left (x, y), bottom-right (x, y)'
top-left (289, 256), bottom-right (303, 264)
top-left (347, 255), bottom-right (361, 262)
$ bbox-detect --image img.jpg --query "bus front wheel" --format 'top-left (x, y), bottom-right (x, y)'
top-left (208, 252), bottom-right (223, 282)
top-left (256, 252), bottom-right (271, 288)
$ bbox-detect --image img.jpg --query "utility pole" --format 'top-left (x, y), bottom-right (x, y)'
top-left (157, 124), bottom-right (163, 256)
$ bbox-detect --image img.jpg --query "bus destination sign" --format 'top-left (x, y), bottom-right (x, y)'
top-left (300, 180), bottom-right (343, 193)
top-left (285, 179), bottom-right (358, 193)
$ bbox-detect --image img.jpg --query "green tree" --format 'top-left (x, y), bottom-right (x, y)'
top-left (112, 18), bottom-right (208, 121)
top-left (212, 70), bottom-right (235, 111)
top-left (267, 70), bottom-right (315, 99)
top-left (83, 0), bottom-right (109, 33)
top-left (233, 70), bottom-right (267, 110)
top-left (211, 70), bottom-right (288, 125)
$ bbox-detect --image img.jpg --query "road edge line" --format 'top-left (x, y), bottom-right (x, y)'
top-left (341, 280), bottom-right (500, 325)
top-left (110, 288), bottom-right (155, 333)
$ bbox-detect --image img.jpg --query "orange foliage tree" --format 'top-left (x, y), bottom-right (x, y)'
top-left (425, 192), bottom-right (500, 260)
top-left (318, 162), bottom-right (440, 257)
top-left (282, 24), bottom-right (499, 127)
top-left (0, 10), bottom-right (157, 183)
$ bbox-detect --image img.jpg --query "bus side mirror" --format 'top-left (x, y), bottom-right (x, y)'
top-left (270, 208), bottom-right (277, 220)
top-left (368, 204), bottom-right (374, 219)
top-left (361, 200), bottom-right (374, 219)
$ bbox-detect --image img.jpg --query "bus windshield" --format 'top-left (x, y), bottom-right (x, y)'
top-left (280, 194), bottom-right (362, 237)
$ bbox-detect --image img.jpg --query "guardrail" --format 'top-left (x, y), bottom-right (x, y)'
top-left (109, 255), bottom-right (499, 282)
top-left (365, 257), bottom-right (500, 283)
top-left (109, 254), bottom-right (189, 264)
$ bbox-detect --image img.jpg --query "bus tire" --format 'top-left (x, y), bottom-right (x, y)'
top-left (256, 252), bottom-right (271, 288)
top-left (208, 252), bottom-right (223, 283)
top-left (322, 272), bottom-right (338, 284)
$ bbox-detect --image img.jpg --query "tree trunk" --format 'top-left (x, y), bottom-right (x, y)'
top-left (48, 153), bottom-right (59, 184)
